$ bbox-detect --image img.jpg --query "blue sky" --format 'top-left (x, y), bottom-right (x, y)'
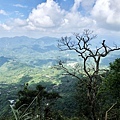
top-left (0, 0), bottom-right (120, 44)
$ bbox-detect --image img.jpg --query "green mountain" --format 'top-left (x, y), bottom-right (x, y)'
top-left (0, 36), bottom-right (119, 119)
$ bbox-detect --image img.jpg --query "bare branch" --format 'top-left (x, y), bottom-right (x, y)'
top-left (57, 29), bottom-right (120, 120)
top-left (105, 102), bottom-right (117, 120)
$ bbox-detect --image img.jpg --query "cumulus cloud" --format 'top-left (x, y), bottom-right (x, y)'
top-left (27, 0), bottom-right (65, 28)
top-left (26, 0), bottom-right (94, 34)
top-left (91, 0), bottom-right (120, 31)
top-left (0, 10), bottom-right (7, 15)
top-left (0, 0), bottom-right (96, 37)
top-left (1, 0), bottom-right (120, 38)
top-left (61, 12), bottom-right (93, 29)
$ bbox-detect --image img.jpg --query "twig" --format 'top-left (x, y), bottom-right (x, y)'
top-left (105, 102), bottom-right (117, 120)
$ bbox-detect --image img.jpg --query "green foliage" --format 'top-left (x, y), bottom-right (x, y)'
top-left (12, 83), bottom-right (61, 120)
top-left (106, 58), bottom-right (120, 100)
top-left (97, 58), bottom-right (120, 119)
top-left (75, 80), bottom-right (90, 119)
top-left (104, 58), bottom-right (120, 119)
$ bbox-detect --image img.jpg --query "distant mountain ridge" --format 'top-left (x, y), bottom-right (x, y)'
top-left (0, 36), bottom-right (63, 68)
top-left (0, 36), bottom-right (119, 68)
top-left (0, 36), bottom-right (58, 48)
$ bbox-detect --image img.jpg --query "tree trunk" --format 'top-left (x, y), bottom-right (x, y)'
top-left (91, 101), bottom-right (97, 120)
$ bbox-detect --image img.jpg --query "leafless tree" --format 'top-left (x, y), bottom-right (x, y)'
top-left (57, 29), bottom-right (120, 120)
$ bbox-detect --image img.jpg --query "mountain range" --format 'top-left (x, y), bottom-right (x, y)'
top-left (0, 36), bottom-right (119, 68)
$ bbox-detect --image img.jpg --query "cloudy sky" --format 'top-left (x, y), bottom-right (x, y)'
top-left (0, 0), bottom-right (120, 42)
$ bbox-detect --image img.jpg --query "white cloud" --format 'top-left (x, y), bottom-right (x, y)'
top-left (71, 0), bottom-right (82, 12)
top-left (27, 0), bottom-right (65, 28)
top-left (26, 0), bottom-right (94, 34)
top-left (0, 24), bottom-right (11, 30)
top-left (61, 12), bottom-right (94, 29)
top-left (15, 11), bottom-right (25, 18)
top-left (0, 0), bottom-right (102, 37)
top-left (0, 0), bottom-right (120, 38)
top-left (0, 0), bottom-right (95, 37)
top-left (13, 4), bottom-right (27, 8)
top-left (91, 0), bottom-right (120, 31)
top-left (0, 10), bottom-right (7, 15)
top-left (81, 0), bottom-right (95, 14)
top-left (14, 18), bottom-right (27, 27)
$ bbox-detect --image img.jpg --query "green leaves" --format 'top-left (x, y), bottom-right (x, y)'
top-left (13, 84), bottom-right (60, 120)
top-left (105, 58), bottom-right (120, 99)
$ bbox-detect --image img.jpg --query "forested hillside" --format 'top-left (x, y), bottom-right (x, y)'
top-left (0, 34), bottom-right (120, 120)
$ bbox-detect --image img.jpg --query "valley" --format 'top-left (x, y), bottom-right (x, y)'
top-left (0, 36), bottom-right (119, 119)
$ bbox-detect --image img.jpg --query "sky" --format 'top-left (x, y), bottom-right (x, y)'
top-left (0, 0), bottom-right (120, 43)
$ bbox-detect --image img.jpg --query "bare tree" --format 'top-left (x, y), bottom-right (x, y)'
top-left (57, 29), bottom-right (120, 120)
